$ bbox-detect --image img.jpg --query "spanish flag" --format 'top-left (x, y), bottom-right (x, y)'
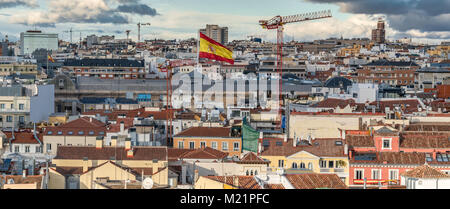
top-left (199, 32), bottom-right (234, 64)
top-left (48, 55), bottom-right (55, 63)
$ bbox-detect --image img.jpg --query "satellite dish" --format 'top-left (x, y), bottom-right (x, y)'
top-left (142, 177), bottom-right (153, 189)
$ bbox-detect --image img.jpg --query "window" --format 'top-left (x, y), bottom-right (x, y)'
top-left (178, 141), bottom-right (184, 149)
top-left (278, 160), bottom-right (284, 168)
top-left (47, 131), bottom-right (53, 135)
top-left (200, 141), bottom-right (206, 148)
top-left (233, 142), bottom-right (239, 151)
top-left (0, 104), bottom-right (4, 109)
top-left (99, 131), bottom-right (105, 135)
top-left (389, 170), bottom-right (399, 184)
top-left (372, 169), bottom-right (381, 180)
top-left (19, 104), bottom-right (24, 110)
top-left (6, 116), bottom-right (12, 122)
top-left (222, 142), bottom-right (228, 151)
top-left (10, 104), bottom-right (13, 109)
top-left (319, 160), bottom-right (327, 168)
top-left (308, 163), bottom-right (313, 170)
top-left (25, 146), bottom-right (30, 153)
top-left (68, 131), bottom-right (73, 135)
top-left (211, 141), bottom-right (217, 149)
top-left (19, 116), bottom-right (24, 123)
top-left (246, 170), bottom-right (249, 176)
top-left (189, 141), bottom-right (195, 149)
top-left (46, 143), bottom-right (51, 151)
top-left (57, 131), bottom-right (63, 135)
top-left (78, 131), bottom-right (84, 135)
top-left (300, 162), bottom-right (305, 169)
top-left (383, 138), bottom-right (391, 149)
top-left (88, 131), bottom-right (94, 135)
top-left (35, 146), bottom-right (41, 153)
top-left (355, 169), bottom-right (364, 180)
top-left (14, 146), bottom-right (19, 153)
top-left (292, 162), bottom-right (297, 169)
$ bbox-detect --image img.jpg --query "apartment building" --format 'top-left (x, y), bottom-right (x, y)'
top-left (355, 60), bottom-right (420, 86)
top-left (62, 59), bottom-right (146, 79)
top-left (173, 127), bottom-right (242, 157)
top-left (0, 85), bottom-right (54, 129)
top-left (199, 24), bottom-right (229, 45)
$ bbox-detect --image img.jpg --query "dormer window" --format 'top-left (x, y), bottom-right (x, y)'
top-left (68, 131), bottom-right (73, 135)
top-left (47, 131), bottom-right (53, 135)
top-left (88, 131), bottom-right (94, 135)
top-left (57, 131), bottom-right (63, 135)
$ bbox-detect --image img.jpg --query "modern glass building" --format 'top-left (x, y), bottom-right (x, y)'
top-left (20, 30), bottom-right (58, 55)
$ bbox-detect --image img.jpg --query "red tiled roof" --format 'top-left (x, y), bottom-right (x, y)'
top-left (346, 135), bottom-right (374, 148)
top-left (203, 176), bottom-right (261, 189)
top-left (350, 152), bottom-right (427, 165)
top-left (168, 147), bottom-right (228, 160)
top-left (400, 134), bottom-right (450, 149)
top-left (312, 98), bottom-right (357, 109)
top-left (401, 164), bottom-right (450, 179)
top-left (179, 147), bottom-right (228, 159)
top-left (285, 173), bottom-right (347, 189)
top-left (54, 146), bottom-right (167, 161)
top-left (238, 152), bottom-right (268, 164)
top-left (369, 100), bottom-right (420, 113)
top-left (4, 131), bottom-right (42, 144)
top-left (260, 138), bottom-right (346, 157)
top-left (264, 184), bottom-right (285, 189)
top-left (45, 117), bottom-right (107, 136)
top-left (174, 127), bottom-right (233, 138)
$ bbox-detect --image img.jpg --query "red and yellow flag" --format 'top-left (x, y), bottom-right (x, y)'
top-left (48, 55), bottom-right (55, 63)
top-left (199, 32), bottom-right (234, 64)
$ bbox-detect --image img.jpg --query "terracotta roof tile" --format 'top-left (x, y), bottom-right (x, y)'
top-left (174, 127), bottom-right (233, 138)
top-left (285, 173), bottom-right (347, 189)
top-left (204, 176), bottom-right (262, 189)
top-left (401, 164), bottom-right (450, 179)
top-left (168, 147), bottom-right (228, 160)
top-left (54, 146), bottom-right (167, 161)
top-left (238, 152), bottom-right (269, 164)
top-left (264, 184), bottom-right (285, 189)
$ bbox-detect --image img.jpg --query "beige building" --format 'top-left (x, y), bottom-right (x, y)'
top-left (0, 62), bottom-right (37, 77)
top-left (288, 112), bottom-right (385, 139)
top-left (48, 139), bottom-right (169, 189)
top-left (43, 117), bottom-right (107, 155)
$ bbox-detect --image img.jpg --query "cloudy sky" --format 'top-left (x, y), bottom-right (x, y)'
top-left (0, 0), bottom-right (448, 44)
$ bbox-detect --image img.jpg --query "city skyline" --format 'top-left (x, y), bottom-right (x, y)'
top-left (0, 0), bottom-right (448, 44)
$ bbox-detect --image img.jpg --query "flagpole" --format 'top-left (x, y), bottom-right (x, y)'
top-left (197, 32), bottom-right (200, 68)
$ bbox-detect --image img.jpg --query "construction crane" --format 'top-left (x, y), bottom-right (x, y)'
top-left (137, 22), bottom-right (151, 44)
top-left (63, 28), bottom-right (101, 49)
top-left (259, 10), bottom-right (332, 130)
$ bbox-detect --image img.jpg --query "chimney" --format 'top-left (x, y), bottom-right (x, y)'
top-left (152, 161), bottom-right (159, 175)
top-left (194, 169), bottom-right (199, 183)
top-left (22, 169), bottom-right (27, 178)
top-left (111, 136), bottom-right (118, 147)
top-left (293, 137), bottom-right (297, 147)
top-left (82, 157), bottom-right (89, 173)
top-left (432, 150), bottom-right (437, 160)
top-left (120, 121), bottom-right (125, 133)
top-left (258, 142), bottom-right (262, 154)
top-left (125, 138), bottom-right (131, 150)
top-left (96, 136), bottom-right (103, 149)
top-left (284, 134), bottom-right (287, 142)
top-left (349, 150), bottom-right (353, 159)
top-left (90, 117), bottom-right (93, 122)
top-left (233, 176), bottom-right (239, 188)
top-left (127, 149), bottom-right (134, 158)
